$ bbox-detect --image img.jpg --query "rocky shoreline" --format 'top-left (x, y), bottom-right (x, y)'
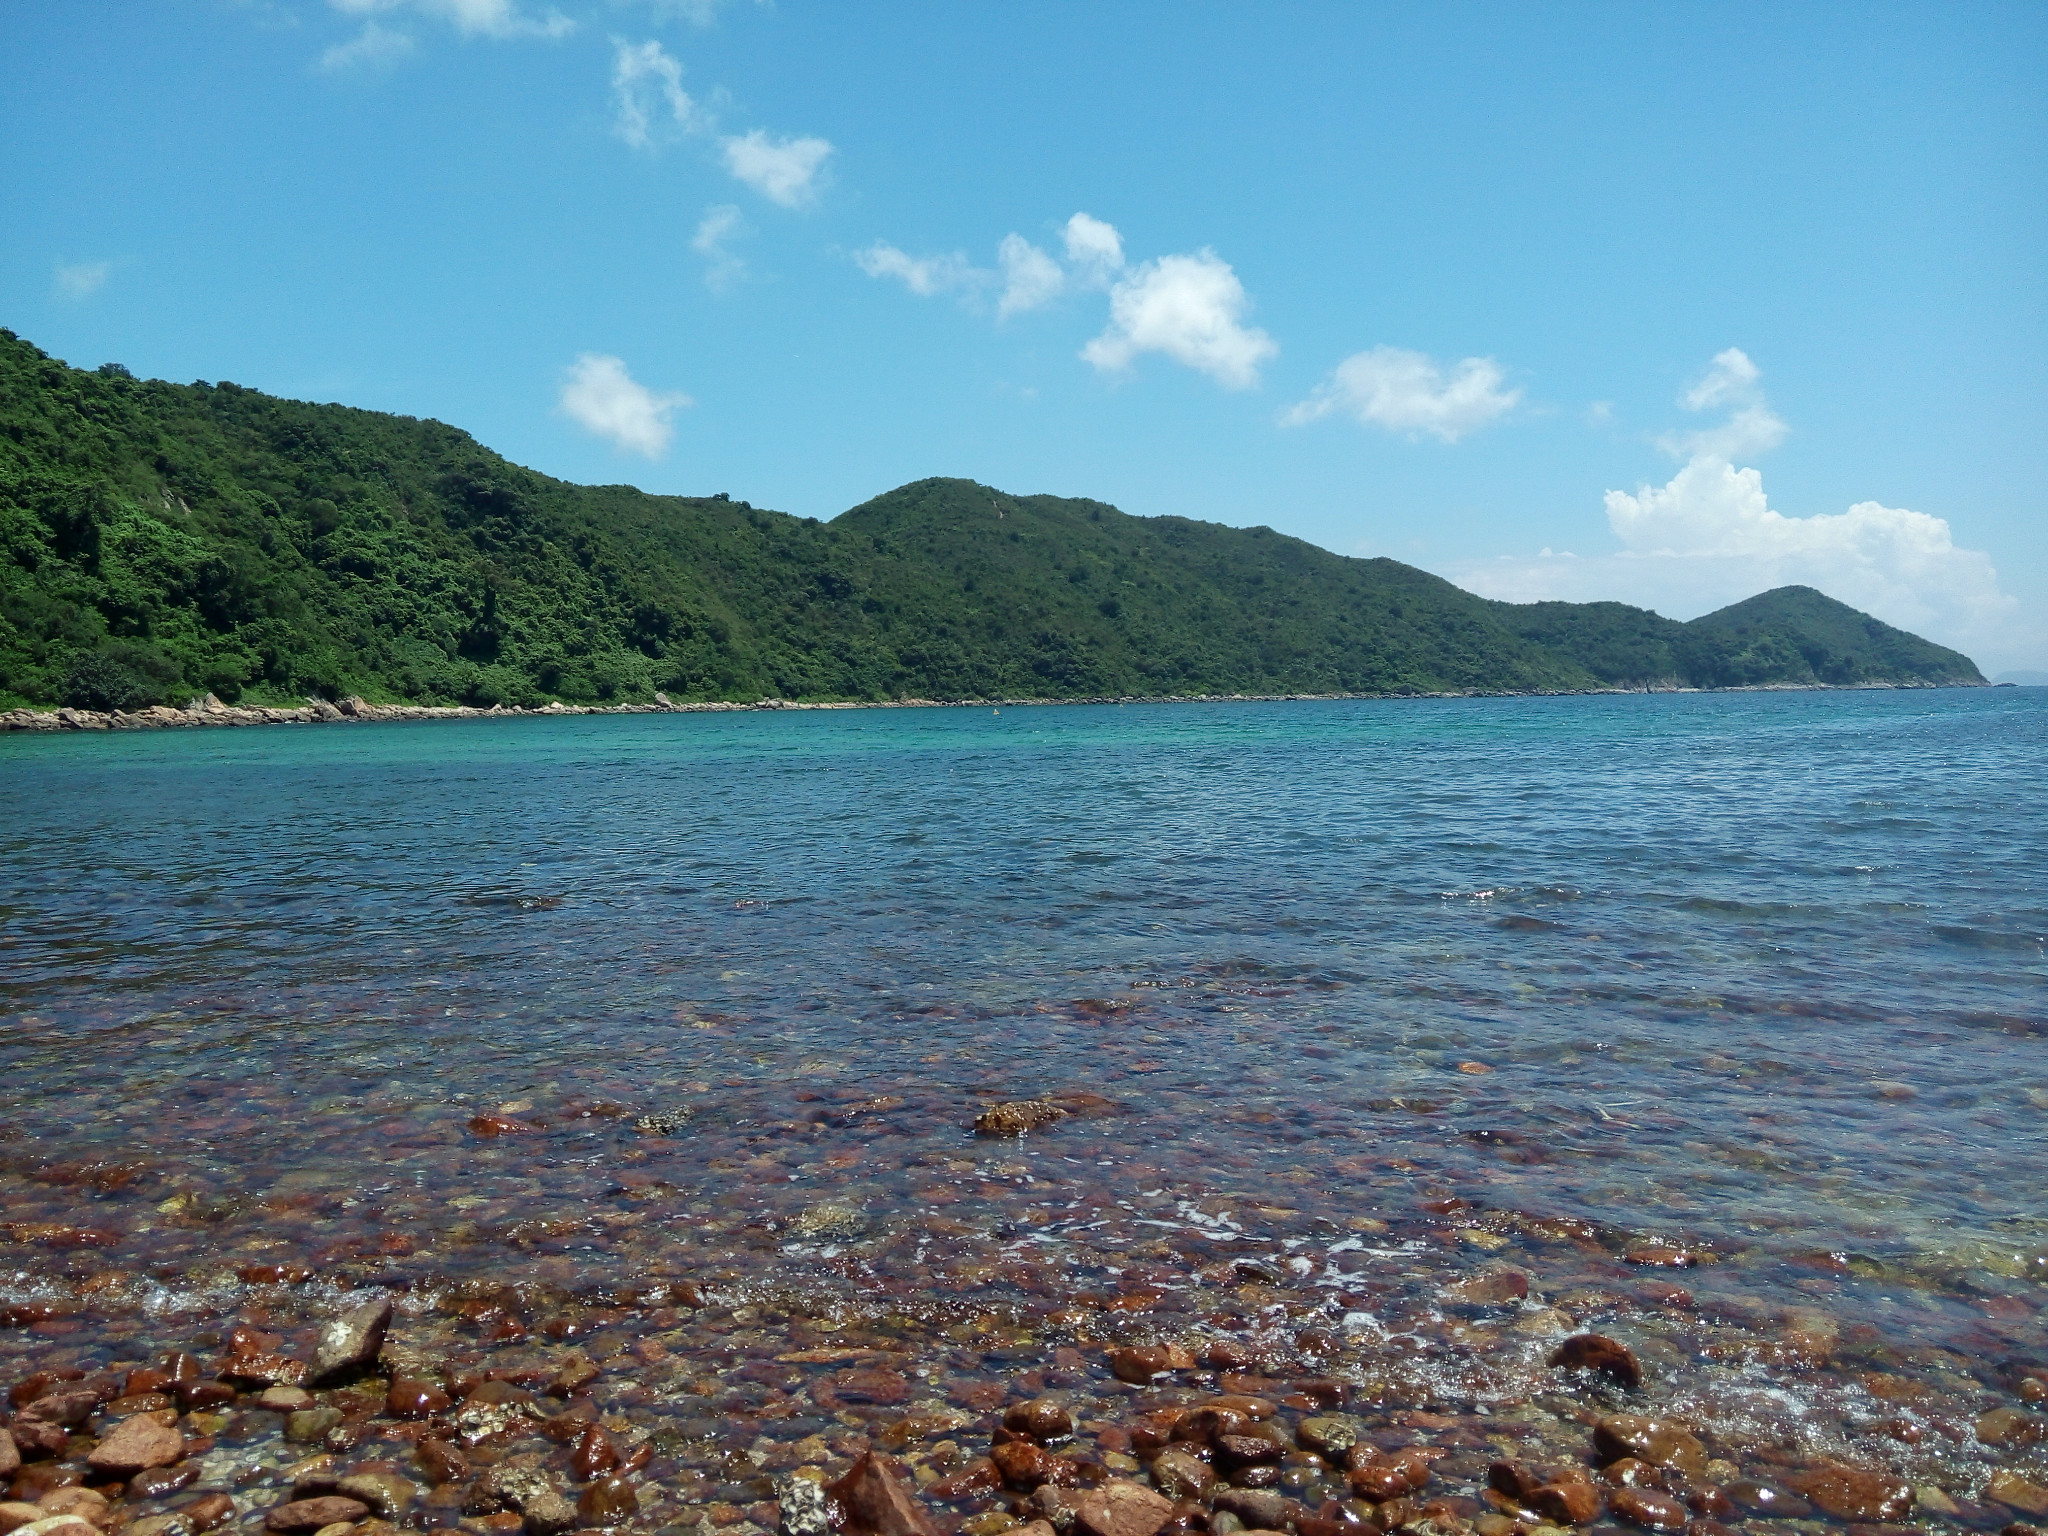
top-left (0, 680), bottom-right (1970, 736)
top-left (0, 1276), bottom-right (2040, 1536)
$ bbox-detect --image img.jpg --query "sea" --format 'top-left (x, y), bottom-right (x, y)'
top-left (1, 688), bottom-right (2043, 1524)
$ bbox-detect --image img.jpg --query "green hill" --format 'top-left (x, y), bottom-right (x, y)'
top-left (0, 328), bottom-right (1984, 710)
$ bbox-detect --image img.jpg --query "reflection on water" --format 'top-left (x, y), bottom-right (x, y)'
top-left (0, 690), bottom-right (2044, 1524)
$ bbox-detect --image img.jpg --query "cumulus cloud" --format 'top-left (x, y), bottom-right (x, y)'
top-left (558, 354), bottom-right (690, 458)
top-left (1283, 346), bottom-right (1520, 441)
top-left (720, 130), bottom-right (832, 207)
top-left (692, 204), bottom-right (748, 291)
top-left (611, 38), bottom-right (707, 147)
top-left (996, 234), bottom-right (1063, 319)
top-left (1656, 346), bottom-right (1787, 459)
top-left (1455, 349), bottom-right (2023, 667)
top-left (53, 261), bottom-right (112, 301)
top-left (328, 0), bottom-right (573, 41)
top-left (319, 20), bottom-right (415, 69)
top-left (1081, 250), bottom-right (1277, 389)
top-left (623, 0), bottom-right (766, 23)
top-left (1062, 213), bottom-right (1124, 285)
top-left (853, 243), bottom-right (981, 298)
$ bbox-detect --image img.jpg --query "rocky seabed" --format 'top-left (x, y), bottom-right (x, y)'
top-left (0, 1241), bottom-right (2041, 1536)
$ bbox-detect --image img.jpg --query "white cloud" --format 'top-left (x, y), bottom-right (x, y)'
top-left (1454, 349), bottom-right (2034, 669)
top-left (1656, 345), bottom-right (1787, 459)
top-left (1461, 454), bottom-right (2018, 662)
top-left (328, 0), bottom-right (572, 40)
top-left (558, 354), bottom-right (690, 458)
top-left (53, 261), bottom-right (112, 301)
top-left (1081, 250), bottom-right (1277, 389)
top-left (611, 38), bottom-right (707, 147)
top-left (319, 19), bottom-right (415, 69)
top-left (1283, 346), bottom-right (1520, 441)
top-left (622, 0), bottom-right (766, 23)
top-left (995, 234), bottom-right (1063, 319)
top-left (692, 203), bottom-right (748, 291)
top-left (853, 243), bottom-right (981, 298)
top-left (1062, 212), bottom-right (1124, 285)
top-left (720, 129), bottom-right (832, 207)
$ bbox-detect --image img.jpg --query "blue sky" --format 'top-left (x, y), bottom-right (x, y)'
top-left (4, 2), bottom-right (2044, 673)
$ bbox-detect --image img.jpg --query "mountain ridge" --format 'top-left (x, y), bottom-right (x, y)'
top-left (0, 328), bottom-right (1985, 711)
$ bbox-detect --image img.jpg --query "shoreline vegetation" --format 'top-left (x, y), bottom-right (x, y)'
top-left (0, 677), bottom-right (1986, 735)
top-left (0, 330), bottom-right (1985, 716)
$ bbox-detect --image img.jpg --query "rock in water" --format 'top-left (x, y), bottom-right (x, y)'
top-left (1072, 1481), bottom-right (1175, 1536)
top-left (777, 1475), bottom-right (832, 1536)
top-left (86, 1416), bottom-right (184, 1475)
top-left (264, 1499), bottom-right (369, 1533)
top-left (1592, 1415), bottom-right (1706, 1477)
top-left (632, 1109), bottom-right (693, 1135)
top-left (309, 1297), bottom-right (394, 1386)
top-left (576, 1475), bottom-right (636, 1528)
top-left (1548, 1333), bottom-right (1642, 1388)
top-left (829, 1451), bottom-right (941, 1536)
top-left (1609, 1489), bottom-right (1687, 1530)
top-left (1785, 1463), bottom-right (1914, 1522)
top-left (974, 1101), bottom-right (1067, 1136)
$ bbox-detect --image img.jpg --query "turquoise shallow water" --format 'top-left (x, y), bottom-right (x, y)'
top-left (0, 689), bottom-right (2044, 1496)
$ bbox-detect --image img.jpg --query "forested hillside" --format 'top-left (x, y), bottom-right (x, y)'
top-left (0, 330), bottom-right (1984, 710)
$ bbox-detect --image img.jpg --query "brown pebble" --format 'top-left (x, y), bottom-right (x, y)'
top-left (18, 1394), bottom-right (96, 1430)
top-left (1443, 1272), bottom-right (1530, 1307)
top-left (1623, 1246), bottom-right (1695, 1268)
top-left (1532, 1481), bottom-right (1604, 1526)
top-left (466, 1115), bottom-right (533, 1137)
top-left (34, 1490), bottom-right (106, 1525)
top-left (103, 1394), bottom-right (174, 1416)
top-left (575, 1476), bottom-right (635, 1529)
top-left (0, 1434), bottom-right (15, 1480)
top-left (1488, 1463), bottom-right (1546, 1504)
top-left (569, 1425), bottom-right (617, 1481)
top-left (259, 1388), bottom-right (315, 1413)
top-left (1988, 1472), bottom-right (2048, 1519)
top-left (1785, 1464), bottom-right (1913, 1522)
top-left (1005, 1398), bottom-right (1075, 1445)
top-left (220, 1355), bottom-right (308, 1388)
top-left (411, 1440), bottom-right (468, 1487)
top-left (130, 1465), bottom-right (200, 1500)
top-left (828, 1451), bottom-right (940, 1536)
top-left (8, 1424), bottom-right (65, 1463)
top-left (545, 1356), bottom-right (598, 1398)
top-left (265, 1500), bottom-right (369, 1534)
top-left (1609, 1488), bottom-right (1687, 1531)
top-left (1550, 1334), bottom-right (1642, 1388)
top-left (384, 1380), bottom-right (451, 1419)
top-left (87, 1416), bottom-right (184, 1476)
top-left (974, 1102), bottom-right (1068, 1137)
top-left (1107, 1346), bottom-right (1193, 1384)
top-left (1592, 1416), bottom-right (1706, 1478)
top-left (180, 1495), bottom-right (234, 1532)
top-left (0, 1505), bottom-right (43, 1536)
top-left (830, 1368), bottom-right (910, 1406)
top-left (1980, 1409), bottom-right (2047, 1448)
top-left (1072, 1480), bottom-right (1176, 1536)
top-left (928, 1460), bottom-right (1003, 1500)
top-left (994, 1441), bottom-right (1082, 1492)
top-left (1148, 1450), bottom-right (1215, 1502)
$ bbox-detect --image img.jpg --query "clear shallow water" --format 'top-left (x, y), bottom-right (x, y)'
top-left (1, 690), bottom-right (2045, 1517)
